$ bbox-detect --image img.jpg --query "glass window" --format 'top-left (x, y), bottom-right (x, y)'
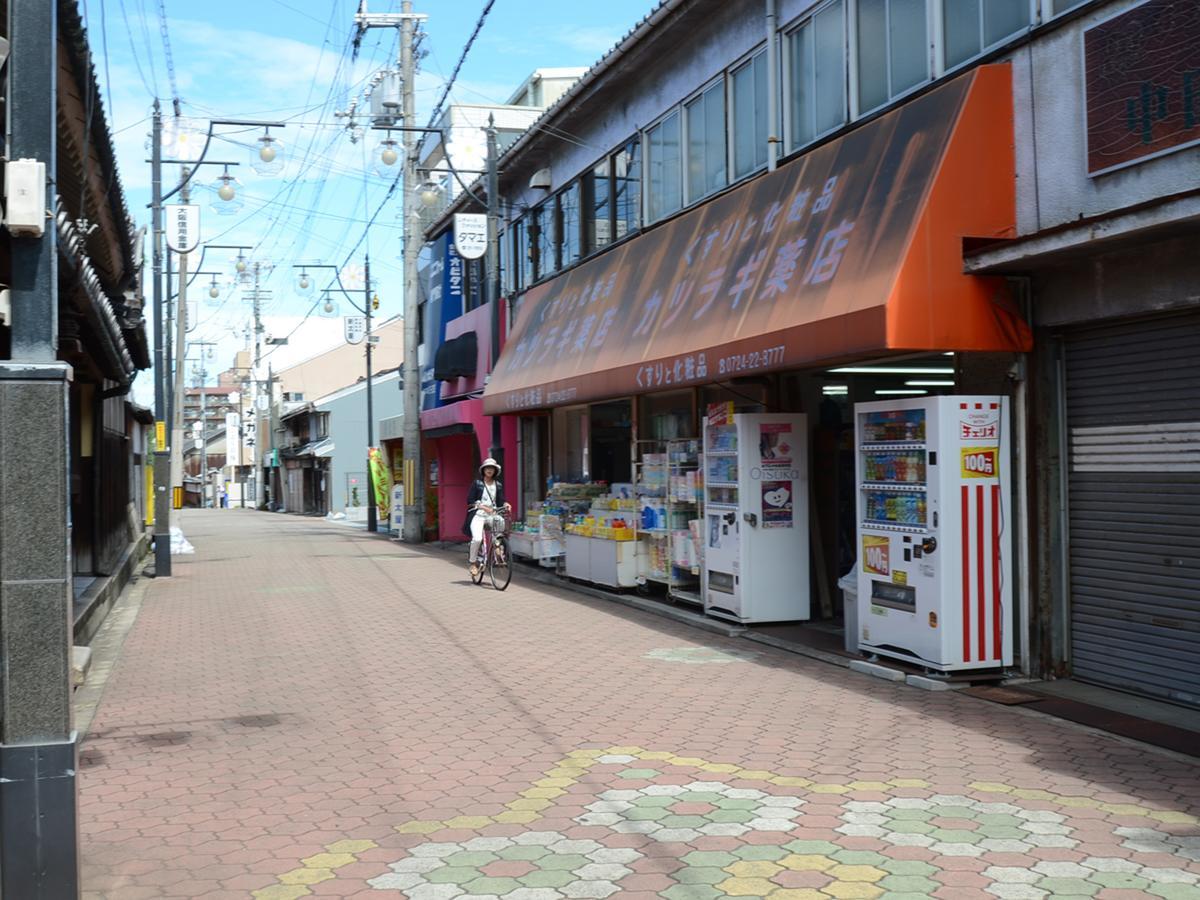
top-left (732, 51), bottom-right (768, 179)
top-left (944, 0), bottom-right (1030, 69)
top-left (789, 0), bottom-right (847, 151)
top-left (685, 81), bottom-right (727, 204)
top-left (646, 111), bottom-right (682, 222)
top-left (614, 139), bottom-right (641, 239)
top-left (531, 203), bottom-right (553, 281)
top-left (582, 160), bottom-right (612, 253)
top-left (558, 181), bottom-right (582, 268)
top-left (1051, 0), bottom-right (1086, 13)
top-left (856, 0), bottom-right (929, 114)
top-left (500, 227), bottom-right (512, 295)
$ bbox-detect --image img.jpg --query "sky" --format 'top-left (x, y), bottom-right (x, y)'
top-left (94, 0), bottom-right (655, 404)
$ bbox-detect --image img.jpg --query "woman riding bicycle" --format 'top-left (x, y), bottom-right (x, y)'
top-left (465, 458), bottom-right (511, 579)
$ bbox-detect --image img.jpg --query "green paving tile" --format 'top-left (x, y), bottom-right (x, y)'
top-left (682, 851), bottom-right (740, 868)
top-left (713, 798), bottom-right (759, 811)
top-left (885, 809), bottom-right (934, 822)
top-left (537, 853), bottom-right (590, 871)
top-left (886, 820), bottom-right (935, 835)
top-left (425, 865), bottom-right (483, 884)
top-left (462, 876), bottom-right (522, 894)
top-left (880, 893), bottom-right (941, 900)
top-left (976, 825), bottom-right (1029, 839)
top-left (976, 814), bottom-right (1023, 827)
top-left (783, 840), bottom-right (841, 856)
top-left (929, 806), bottom-right (976, 818)
top-left (1086, 872), bottom-right (1150, 890)
top-left (517, 869), bottom-right (575, 889)
top-left (619, 768), bottom-right (661, 779)
top-left (879, 875), bottom-right (940, 893)
top-left (878, 860), bottom-right (937, 877)
top-left (832, 850), bottom-right (889, 866)
top-left (705, 809), bottom-right (755, 824)
top-left (1035, 877), bottom-right (1099, 896)
top-left (443, 850), bottom-right (499, 867)
top-left (662, 885), bottom-right (724, 900)
top-left (1149, 886), bottom-right (1200, 900)
top-left (625, 807), bottom-right (670, 821)
top-left (679, 792), bottom-right (724, 803)
top-left (499, 845), bottom-right (550, 861)
top-left (674, 866), bottom-right (729, 885)
top-left (632, 795), bottom-right (677, 808)
top-left (929, 828), bottom-right (982, 843)
top-left (732, 845), bottom-right (789, 862)
top-left (660, 815), bottom-right (709, 829)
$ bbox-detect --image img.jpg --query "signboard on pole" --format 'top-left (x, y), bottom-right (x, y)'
top-left (165, 204), bottom-right (201, 253)
top-left (225, 412), bottom-right (240, 435)
top-left (454, 213), bottom-right (487, 260)
top-left (344, 315), bottom-right (367, 345)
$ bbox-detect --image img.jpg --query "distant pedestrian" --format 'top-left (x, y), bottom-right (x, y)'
top-left (464, 458), bottom-right (510, 578)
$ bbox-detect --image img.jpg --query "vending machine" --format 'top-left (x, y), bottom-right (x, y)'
top-left (855, 396), bottom-right (1012, 672)
top-left (703, 410), bottom-right (809, 623)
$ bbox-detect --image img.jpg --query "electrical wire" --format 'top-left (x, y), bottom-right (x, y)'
top-left (155, 0), bottom-right (181, 110)
top-left (117, 0), bottom-right (156, 96)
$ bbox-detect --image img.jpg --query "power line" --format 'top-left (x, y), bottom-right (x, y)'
top-left (117, 0), bottom-right (156, 96)
top-left (155, 0), bottom-right (180, 110)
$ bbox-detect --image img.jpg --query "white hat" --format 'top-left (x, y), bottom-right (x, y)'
top-left (479, 458), bottom-right (502, 476)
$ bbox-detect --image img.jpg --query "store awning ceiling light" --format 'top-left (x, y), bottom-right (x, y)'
top-left (905, 380), bottom-right (955, 386)
top-left (876, 389), bottom-right (928, 395)
top-left (822, 385), bottom-right (849, 394)
top-left (830, 367), bottom-right (954, 375)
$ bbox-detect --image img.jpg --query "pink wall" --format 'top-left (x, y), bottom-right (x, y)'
top-left (430, 401), bottom-right (519, 543)
top-left (440, 301), bottom-right (507, 402)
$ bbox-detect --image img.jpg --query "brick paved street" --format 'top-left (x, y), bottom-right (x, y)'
top-left (79, 510), bottom-right (1200, 900)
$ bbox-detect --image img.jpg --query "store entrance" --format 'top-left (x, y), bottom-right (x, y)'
top-left (589, 400), bottom-right (633, 485)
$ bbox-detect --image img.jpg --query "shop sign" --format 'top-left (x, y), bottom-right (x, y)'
top-left (863, 535), bottom-right (890, 576)
top-left (1085, 0), bottom-right (1200, 176)
top-left (165, 204), bottom-right (200, 253)
top-left (344, 315), bottom-right (367, 345)
top-left (959, 410), bottom-right (999, 441)
top-left (454, 213), bottom-right (487, 259)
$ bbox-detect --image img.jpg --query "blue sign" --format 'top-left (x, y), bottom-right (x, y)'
top-left (418, 234), bottom-right (465, 411)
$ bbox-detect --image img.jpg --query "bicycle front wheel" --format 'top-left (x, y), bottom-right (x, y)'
top-left (489, 535), bottom-right (512, 591)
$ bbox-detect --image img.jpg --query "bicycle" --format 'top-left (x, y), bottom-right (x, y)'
top-left (471, 511), bottom-right (512, 591)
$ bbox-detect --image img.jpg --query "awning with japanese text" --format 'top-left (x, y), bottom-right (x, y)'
top-left (483, 65), bottom-right (1030, 415)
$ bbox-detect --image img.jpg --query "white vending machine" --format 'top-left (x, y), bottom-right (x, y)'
top-left (703, 410), bottom-right (809, 623)
top-left (855, 396), bottom-right (1012, 672)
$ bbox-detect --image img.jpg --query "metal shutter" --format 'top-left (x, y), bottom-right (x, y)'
top-left (1065, 312), bottom-right (1200, 708)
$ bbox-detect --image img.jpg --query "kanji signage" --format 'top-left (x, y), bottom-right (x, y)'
top-left (483, 66), bottom-right (1028, 415)
top-left (1085, 0), bottom-right (1200, 176)
top-left (454, 213), bottom-right (487, 260)
top-left (165, 204), bottom-right (200, 253)
top-left (344, 315), bottom-right (367, 345)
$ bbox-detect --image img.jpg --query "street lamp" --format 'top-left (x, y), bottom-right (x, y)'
top-left (253, 128), bottom-right (285, 176)
top-left (295, 269), bottom-right (314, 297)
top-left (211, 165), bottom-right (244, 214)
top-left (318, 290), bottom-right (340, 317)
top-left (373, 133), bottom-right (401, 177)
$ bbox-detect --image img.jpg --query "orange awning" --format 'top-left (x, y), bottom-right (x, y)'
top-left (484, 65), bottom-right (1030, 415)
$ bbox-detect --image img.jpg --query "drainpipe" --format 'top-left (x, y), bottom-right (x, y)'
top-left (766, 0), bottom-right (780, 171)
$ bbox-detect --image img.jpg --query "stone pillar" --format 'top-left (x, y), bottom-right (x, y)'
top-left (0, 364), bottom-right (79, 898)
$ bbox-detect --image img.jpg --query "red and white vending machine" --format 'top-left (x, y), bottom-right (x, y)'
top-left (855, 396), bottom-right (1012, 672)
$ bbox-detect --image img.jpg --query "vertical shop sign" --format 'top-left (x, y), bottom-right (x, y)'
top-left (1085, 0), bottom-right (1200, 175)
top-left (368, 447), bottom-right (392, 520)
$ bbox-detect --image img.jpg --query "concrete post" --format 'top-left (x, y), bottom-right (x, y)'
top-left (0, 0), bottom-right (81, 895)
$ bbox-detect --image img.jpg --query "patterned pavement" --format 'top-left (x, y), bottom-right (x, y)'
top-left (78, 511), bottom-right (1200, 899)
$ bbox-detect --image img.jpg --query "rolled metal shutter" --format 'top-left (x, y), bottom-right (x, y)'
top-left (1065, 311), bottom-right (1200, 708)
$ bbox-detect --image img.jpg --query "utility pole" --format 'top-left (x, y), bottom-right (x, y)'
top-left (0, 0), bottom-right (80, 892)
top-left (365, 254), bottom-right (377, 533)
top-left (400, 0), bottom-right (422, 542)
top-left (151, 102), bottom-right (172, 576)
top-left (485, 116), bottom-right (503, 472)
top-left (169, 169), bottom-right (192, 525)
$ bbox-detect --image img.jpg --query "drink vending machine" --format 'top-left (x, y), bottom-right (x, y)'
top-left (703, 409), bottom-right (809, 623)
top-left (855, 396), bottom-right (1012, 671)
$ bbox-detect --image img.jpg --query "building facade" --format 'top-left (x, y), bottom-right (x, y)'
top-left (426, 0), bottom-right (1196, 706)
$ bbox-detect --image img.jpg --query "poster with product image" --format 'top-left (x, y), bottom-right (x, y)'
top-left (759, 423), bottom-right (794, 466)
top-left (761, 480), bottom-right (793, 528)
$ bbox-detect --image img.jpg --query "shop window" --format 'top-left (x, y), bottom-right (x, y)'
top-left (788, 0), bottom-right (847, 151)
top-left (732, 51), bottom-right (769, 179)
top-left (462, 257), bottom-right (485, 311)
top-left (614, 139), bottom-right (641, 240)
top-left (646, 110), bottom-right (682, 222)
top-left (557, 181), bottom-right (582, 269)
top-left (590, 400), bottom-right (633, 485)
top-left (640, 390), bottom-right (696, 442)
top-left (943, 0), bottom-right (1030, 69)
top-left (855, 0), bottom-right (929, 114)
top-left (582, 159), bottom-right (613, 253)
top-left (552, 405), bottom-right (590, 482)
top-left (685, 80), bottom-right (727, 204)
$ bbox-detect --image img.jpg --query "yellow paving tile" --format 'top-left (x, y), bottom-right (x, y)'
top-left (252, 887), bottom-right (311, 900)
top-left (494, 809), bottom-right (540, 824)
top-left (1149, 810), bottom-right (1199, 824)
top-left (278, 868), bottom-right (335, 886)
top-left (325, 840), bottom-right (376, 854)
top-left (670, 756), bottom-right (706, 767)
top-left (1057, 796), bottom-right (1101, 808)
top-left (566, 749), bottom-right (605, 759)
top-left (1011, 789), bottom-right (1055, 800)
top-left (395, 820), bottom-right (443, 834)
top-left (606, 745), bottom-right (646, 754)
top-left (521, 787), bottom-right (566, 799)
top-left (300, 853), bottom-right (355, 869)
top-left (848, 781), bottom-right (890, 791)
top-left (780, 855), bottom-right (836, 872)
top-left (1099, 802), bottom-right (1148, 815)
top-left (827, 865), bottom-right (886, 883)
top-left (969, 781), bottom-right (1012, 792)
top-left (445, 815), bottom-right (494, 829)
top-left (888, 779), bottom-right (930, 788)
top-left (770, 891), bottom-right (828, 900)
top-left (821, 882), bottom-right (883, 899)
top-left (736, 769), bottom-right (775, 780)
top-left (700, 762), bottom-right (741, 773)
top-left (771, 776), bottom-right (814, 787)
top-left (534, 777), bottom-right (575, 788)
top-left (808, 783), bottom-right (850, 794)
top-left (718, 876), bottom-right (782, 896)
top-left (725, 860), bottom-right (784, 878)
top-left (638, 750), bottom-right (674, 760)
top-left (506, 798), bottom-right (552, 812)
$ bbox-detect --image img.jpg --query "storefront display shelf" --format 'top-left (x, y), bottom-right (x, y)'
top-left (862, 520), bottom-right (926, 534)
top-left (707, 480), bottom-right (738, 489)
top-left (860, 481), bottom-right (926, 492)
top-left (860, 441), bottom-right (925, 451)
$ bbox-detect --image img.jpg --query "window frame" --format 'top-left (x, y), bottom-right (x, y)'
top-left (848, 0), bottom-right (935, 120)
top-left (682, 74), bottom-right (729, 206)
top-left (938, 0), bottom-right (1037, 75)
top-left (643, 107), bottom-right (684, 224)
top-left (783, 0), bottom-right (849, 154)
top-left (729, 47), bottom-right (771, 181)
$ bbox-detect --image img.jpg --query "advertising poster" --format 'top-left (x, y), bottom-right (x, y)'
top-left (759, 423), bottom-right (794, 466)
top-left (862, 535), bottom-right (890, 576)
top-left (760, 480), bottom-right (793, 528)
top-left (368, 447), bottom-right (392, 520)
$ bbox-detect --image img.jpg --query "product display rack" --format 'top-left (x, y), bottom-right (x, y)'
top-left (665, 438), bottom-right (704, 605)
top-left (633, 440), bottom-right (670, 586)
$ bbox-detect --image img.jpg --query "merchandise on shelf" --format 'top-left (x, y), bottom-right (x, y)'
top-left (861, 408), bottom-right (926, 443)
